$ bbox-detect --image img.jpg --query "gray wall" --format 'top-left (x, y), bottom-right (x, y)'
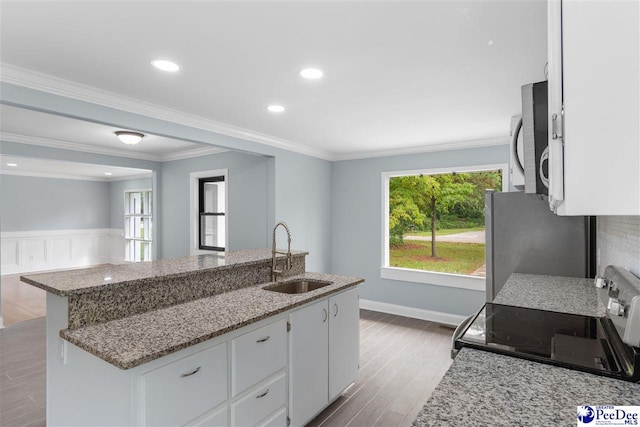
top-left (0, 174), bottom-right (110, 231)
top-left (108, 177), bottom-right (153, 229)
top-left (330, 144), bottom-right (510, 317)
top-left (159, 151), bottom-right (270, 259)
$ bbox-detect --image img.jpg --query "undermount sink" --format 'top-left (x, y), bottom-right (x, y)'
top-left (264, 279), bottom-right (332, 294)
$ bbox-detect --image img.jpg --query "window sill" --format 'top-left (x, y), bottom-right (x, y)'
top-left (380, 267), bottom-right (485, 291)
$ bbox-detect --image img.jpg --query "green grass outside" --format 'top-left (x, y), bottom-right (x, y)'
top-left (405, 226), bottom-right (485, 237)
top-left (389, 240), bottom-right (485, 276)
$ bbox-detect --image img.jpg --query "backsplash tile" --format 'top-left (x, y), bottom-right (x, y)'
top-left (597, 216), bottom-right (640, 276)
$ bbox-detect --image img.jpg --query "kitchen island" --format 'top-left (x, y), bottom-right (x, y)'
top-left (412, 273), bottom-right (640, 426)
top-left (22, 249), bottom-right (363, 426)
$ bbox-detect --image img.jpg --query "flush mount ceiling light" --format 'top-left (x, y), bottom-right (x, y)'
top-left (115, 131), bottom-right (145, 145)
top-left (151, 59), bottom-right (180, 72)
top-left (267, 105), bottom-right (285, 113)
top-left (300, 68), bottom-right (324, 79)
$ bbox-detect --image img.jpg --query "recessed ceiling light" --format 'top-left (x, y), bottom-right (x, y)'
top-left (487, 40), bottom-right (494, 46)
top-left (104, 276), bottom-right (112, 281)
top-left (267, 105), bottom-right (285, 113)
top-left (6, 163), bottom-right (17, 167)
top-left (104, 172), bottom-right (113, 176)
top-left (115, 131), bottom-right (145, 145)
top-left (300, 68), bottom-right (324, 79)
top-left (151, 59), bottom-right (180, 72)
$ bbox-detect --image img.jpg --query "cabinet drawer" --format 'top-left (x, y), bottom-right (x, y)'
top-left (232, 373), bottom-right (287, 427)
top-left (143, 343), bottom-right (227, 427)
top-left (258, 407), bottom-right (287, 427)
top-left (232, 319), bottom-right (287, 395)
top-left (189, 405), bottom-right (228, 427)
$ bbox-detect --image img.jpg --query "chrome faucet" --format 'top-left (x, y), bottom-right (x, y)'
top-left (272, 222), bottom-right (292, 282)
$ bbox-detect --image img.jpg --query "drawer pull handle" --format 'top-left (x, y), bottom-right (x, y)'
top-left (334, 303), bottom-right (339, 317)
top-left (180, 367), bottom-right (201, 378)
top-left (256, 389), bottom-right (270, 399)
top-left (322, 308), bottom-right (328, 323)
top-left (256, 336), bottom-right (270, 343)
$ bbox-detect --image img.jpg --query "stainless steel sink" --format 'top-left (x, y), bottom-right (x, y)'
top-left (264, 280), bottom-right (332, 294)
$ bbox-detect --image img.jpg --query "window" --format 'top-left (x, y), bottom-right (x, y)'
top-left (125, 190), bottom-right (152, 262)
top-left (189, 169), bottom-right (228, 255)
top-left (382, 164), bottom-right (507, 290)
top-left (199, 176), bottom-right (226, 251)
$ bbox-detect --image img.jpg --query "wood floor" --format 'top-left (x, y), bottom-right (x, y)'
top-left (0, 299), bottom-right (452, 427)
top-left (1, 273), bottom-right (47, 326)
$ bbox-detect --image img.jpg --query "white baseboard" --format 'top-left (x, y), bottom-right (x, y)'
top-left (359, 298), bottom-right (467, 327)
top-left (0, 316), bottom-right (4, 329)
top-left (1, 228), bottom-right (125, 275)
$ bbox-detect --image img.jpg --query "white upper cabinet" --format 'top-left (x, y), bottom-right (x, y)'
top-left (547, 0), bottom-right (640, 215)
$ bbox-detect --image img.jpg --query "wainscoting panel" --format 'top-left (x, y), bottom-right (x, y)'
top-left (1, 229), bottom-right (125, 275)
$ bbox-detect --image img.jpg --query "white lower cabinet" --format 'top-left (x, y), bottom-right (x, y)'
top-left (289, 288), bottom-right (360, 427)
top-left (189, 405), bottom-right (228, 427)
top-left (142, 342), bottom-right (227, 427)
top-left (231, 372), bottom-right (287, 427)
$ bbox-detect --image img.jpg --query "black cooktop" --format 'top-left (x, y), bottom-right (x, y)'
top-left (454, 303), bottom-right (640, 382)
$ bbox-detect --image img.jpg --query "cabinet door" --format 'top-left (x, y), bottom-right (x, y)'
top-left (551, 0), bottom-right (640, 215)
top-left (289, 299), bottom-right (329, 427)
top-left (329, 288), bottom-right (359, 400)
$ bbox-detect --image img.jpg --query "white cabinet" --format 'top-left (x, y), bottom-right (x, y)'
top-left (142, 343), bottom-right (227, 427)
top-left (231, 372), bottom-right (287, 427)
top-left (232, 319), bottom-right (287, 396)
top-left (547, 0), bottom-right (640, 215)
top-left (328, 289), bottom-right (360, 400)
top-left (289, 288), bottom-right (359, 427)
top-left (289, 299), bottom-right (329, 426)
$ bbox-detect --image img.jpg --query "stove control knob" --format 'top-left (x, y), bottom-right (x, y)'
top-left (608, 298), bottom-right (626, 317)
top-left (595, 276), bottom-right (608, 289)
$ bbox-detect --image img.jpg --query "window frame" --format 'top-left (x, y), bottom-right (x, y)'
top-left (381, 163), bottom-right (508, 290)
top-left (190, 169), bottom-right (228, 255)
top-left (198, 176), bottom-right (226, 251)
top-left (124, 188), bottom-right (153, 262)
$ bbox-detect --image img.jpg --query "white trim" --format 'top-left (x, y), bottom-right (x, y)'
top-left (0, 316), bottom-right (4, 329)
top-left (1, 64), bottom-right (333, 161)
top-left (0, 131), bottom-right (228, 163)
top-left (0, 168), bottom-right (110, 182)
top-left (1, 228), bottom-right (125, 275)
top-left (381, 163), bottom-right (508, 289)
top-left (334, 136), bottom-right (509, 161)
top-left (359, 298), bottom-right (466, 327)
top-left (380, 267), bottom-right (485, 291)
top-left (189, 169), bottom-right (229, 255)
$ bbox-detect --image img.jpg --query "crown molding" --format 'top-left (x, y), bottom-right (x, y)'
top-left (0, 63), bottom-right (334, 161)
top-left (332, 136), bottom-right (509, 161)
top-left (0, 168), bottom-right (109, 182)
top-left (161, 146), bottom-right (229, 162)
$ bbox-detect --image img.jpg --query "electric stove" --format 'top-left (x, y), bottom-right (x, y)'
top-left (453, 266), bottom-right (640, 382)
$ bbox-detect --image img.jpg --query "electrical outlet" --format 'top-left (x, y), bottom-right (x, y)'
top-left (57, 338), bottom-right (67, 364)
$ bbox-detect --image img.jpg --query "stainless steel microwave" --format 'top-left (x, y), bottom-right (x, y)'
top-left (511, 81), bottom-right (549, 196)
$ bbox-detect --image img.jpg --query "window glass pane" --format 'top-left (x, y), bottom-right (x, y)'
top-left (201, 215), bottom-right (225, 248)
top-left (387, 170), bottom-right (502, 278)
top-left (202, 181), bottom-right (225, 214)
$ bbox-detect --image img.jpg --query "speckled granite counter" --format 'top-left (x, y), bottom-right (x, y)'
top-left (60, 272), bottom-right (363, 369)
top-left (412, 273), bottom-right (635, 426)
top-left (494, 273), bottom-right (606, 317)
top-left (412, 349), bottom-right (640, 426)
top-left (21, 248), bottom-right (307, 296)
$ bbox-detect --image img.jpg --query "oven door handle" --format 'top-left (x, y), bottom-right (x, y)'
top-left (451, 314), bottom-right (476, 360)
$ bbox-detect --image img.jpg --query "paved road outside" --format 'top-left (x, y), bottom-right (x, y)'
top-left (404, 230), bottom-right (485, 244)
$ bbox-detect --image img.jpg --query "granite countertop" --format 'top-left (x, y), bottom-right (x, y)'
top-left (61, 272), bottom-right (363, 370)
top-left (21, 248), bottom-right (308, 296)
top-left (412, 349), bottom-right (640, 426)
top-left (494, 273), bottom-right (606, 317)
top-left (413, 273), bottom-right (631, 426)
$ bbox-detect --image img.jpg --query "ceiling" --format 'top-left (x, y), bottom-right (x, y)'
top-left (0, 154), bottom-right (152, 181)
top-left (0, 1), bottom-right (548, 160)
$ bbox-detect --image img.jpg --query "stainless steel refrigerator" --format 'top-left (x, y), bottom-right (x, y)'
top-left (485, 190), bottom-right (595, 302)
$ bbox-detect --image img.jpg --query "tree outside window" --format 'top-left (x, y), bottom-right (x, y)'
top-left (387, 169), bottom-right (502, 277)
